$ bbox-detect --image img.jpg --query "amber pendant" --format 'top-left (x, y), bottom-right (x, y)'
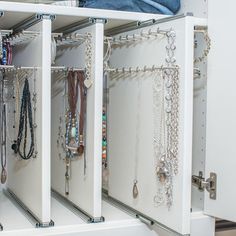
top-left (77, 144), bottom-right (84, 156)
top-left (133, 180), bottom-right (139, 199)
top-left (1, 168), bottom-right (7, 184)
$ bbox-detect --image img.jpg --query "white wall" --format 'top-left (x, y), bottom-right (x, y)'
top-left (180, 0), bottom-right (208, 18)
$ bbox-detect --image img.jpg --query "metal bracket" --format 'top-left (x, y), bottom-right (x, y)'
top-left (36, 13), bottom-right (55, 21)
top-left (12, 13), bottom-right (55, 33)
top-left (89, 18), bottom-right (107, 24)
top-left (192, 172), bottom-right (217, 200)
top-left (88, 216), bottom-right (105, 223)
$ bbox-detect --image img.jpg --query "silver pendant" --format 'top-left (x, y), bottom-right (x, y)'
top-left (156, 161), bottom-right (169, 183)
top-left (84, 79), bottom-right (93, 89)
top-left (1, 168), bottom-right (7, 184)
top-left (133, 180), bottom-right (139, 199)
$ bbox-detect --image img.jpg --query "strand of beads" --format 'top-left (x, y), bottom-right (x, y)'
top-left (65, 110), bottom-right (79, 157)
top-left (102, 108), bottom-right (107, 161)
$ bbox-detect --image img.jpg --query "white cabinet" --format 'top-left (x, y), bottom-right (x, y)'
top-left (0, 1), bottom-right (234, 236)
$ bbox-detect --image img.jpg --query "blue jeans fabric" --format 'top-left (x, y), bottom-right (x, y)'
top-left (79, 0), bottom-right (180, 15)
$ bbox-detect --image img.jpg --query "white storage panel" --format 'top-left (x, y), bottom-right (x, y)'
top-left (51, 22), bottom-right (104, 220)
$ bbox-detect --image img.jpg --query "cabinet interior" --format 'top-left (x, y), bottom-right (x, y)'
top-left (0, 7), bottom-right (209, 236)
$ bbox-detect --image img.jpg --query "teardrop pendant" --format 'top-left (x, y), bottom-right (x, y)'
top-left (133, 180), bottom-right (139, 199)
top-left (1, 168), bottom-right (7, 184)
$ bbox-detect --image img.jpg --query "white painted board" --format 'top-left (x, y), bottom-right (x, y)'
top-left (204, 0), bottom-right (236, 222)
top-left (191, 31), bottom-right (208, 211)
top-left (6, 19), bottom-right (51, 223)
top-left (51, 23), bottom-right (103, 218)
top-left (107, 17), bottom-right (195, 235)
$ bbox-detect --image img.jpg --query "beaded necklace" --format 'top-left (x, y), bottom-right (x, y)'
top-left (65, 70), bottom-right (87, 195)
top-left (0, 72), bottom-right (7, 184)
top-left (65, 71), bottom-right (87, 156)
top-left (12, 78), bottom-right (34, 160)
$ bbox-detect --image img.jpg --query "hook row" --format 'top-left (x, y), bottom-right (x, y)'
top-left (106, 65), bottom-right (178, 73)
top-left (53, 33), bottom-right (91, 47)
top-left (105, 28), bottom-right (170, 46)
top-left (4, 31), bottom-right (40, 46)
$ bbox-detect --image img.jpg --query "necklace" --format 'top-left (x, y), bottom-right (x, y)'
top-left (132, 77), bottom-right (142, 199)
top-left (65, 70), bottom-right (87, 195)
top-left (65, 70), bottom-right (79, 155)
top-left (0, 32), bottom-right (3, 63)
top-left (153, 30), bottom-right (180, 209)
top-left (32, 68), bottom-right (38, 158)
top-left (1, 71), bottom-right (7, 184)
top-left (102, 72), bottom-right (108, 187)
top-left (12, 78), bottom-right (34, 160)
top-left (153, 67), bottom-right (180, 208)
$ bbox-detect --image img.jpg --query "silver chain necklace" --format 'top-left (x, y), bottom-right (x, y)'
top-left (153, 30), bottom-right (180, 208)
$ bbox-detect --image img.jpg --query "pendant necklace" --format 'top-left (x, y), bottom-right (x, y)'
top-left (132, 77), bottom-right (142, 199)
top-left (153, 69), bottom-right (166, 206)
top-left (64, 71), bottom-right (87, 194)
top-left (1, 71), bottom-right (7, 184)
top-left (65, 71), bottom-right (80, 155)
top-left (65, 70), bottom-right (79, 195)
top-left (12, 78), bottom-right (34, 160)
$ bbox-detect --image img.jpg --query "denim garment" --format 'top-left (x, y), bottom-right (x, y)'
top-left (79, 0), bottom-right (180, 15)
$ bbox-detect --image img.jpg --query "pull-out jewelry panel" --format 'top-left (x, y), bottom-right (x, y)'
top-left (0, 18), bottom-right (52, 227)
top-left (51, 22), bottom-right (104, 221)
top-left (106, 16), bottom-right (195, 235)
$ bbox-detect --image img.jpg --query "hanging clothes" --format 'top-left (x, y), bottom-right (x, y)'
top-left (79, 0), bottom-right (180, 15)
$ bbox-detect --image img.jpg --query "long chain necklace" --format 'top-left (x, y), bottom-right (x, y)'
top-left (32, 69), bottom-right (38, 158)
top-left (1, 71), bottom-right (7, 184)
top-left (84, 33), bottom-right (93, 89)
top-left (12, 78), bottom-right (34, 160)
top-left (132, 77), bottom-right (142, 199)
top-left (153, 30), bottom-right (180, 209)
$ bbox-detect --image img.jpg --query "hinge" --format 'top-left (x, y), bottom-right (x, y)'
top-left (192, 171), bottom-right (217, 200)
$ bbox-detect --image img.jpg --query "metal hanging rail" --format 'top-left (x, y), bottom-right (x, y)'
top-left (105, 13), bottom-right (192, 36)
top-left (52, 189), bottom-right (105, 223)
top-left (4, 189), bottom-right (54, 228)
top-left (54, 18), bottom-right (106, 35)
